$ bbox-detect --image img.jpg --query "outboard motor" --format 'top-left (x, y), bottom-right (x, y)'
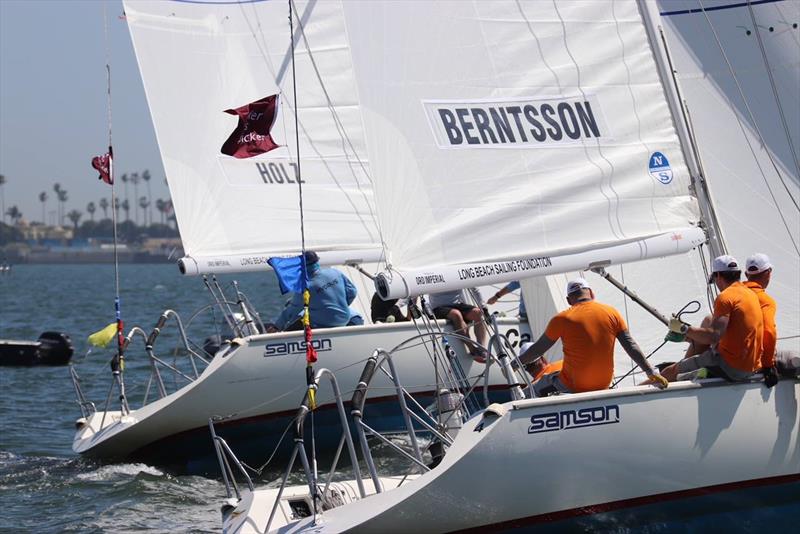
top-left (37, 332), bottom-right (74, 365)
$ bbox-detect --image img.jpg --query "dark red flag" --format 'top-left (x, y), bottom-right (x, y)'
top-left (220, 94), bottom-right (280, 159)
top-left (91, 153), bottom-right (113, 185)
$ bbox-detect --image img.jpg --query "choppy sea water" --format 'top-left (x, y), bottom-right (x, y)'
top-left (0, 264), bottom-right (288, 533)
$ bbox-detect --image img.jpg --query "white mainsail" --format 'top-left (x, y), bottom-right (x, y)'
top-left (341, 0), bottom-right (707, 298)
top-left (654, 0), bottom-right (800, 352)
top-left (124, 0), bottom-right (381, 274)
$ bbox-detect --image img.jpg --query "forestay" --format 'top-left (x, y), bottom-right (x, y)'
top-left (124, 0), bottom-right (381, 274)
top-left (340, 0), bottom-right (706, 297)
top-left (654, 0), bottom-right (800, 351)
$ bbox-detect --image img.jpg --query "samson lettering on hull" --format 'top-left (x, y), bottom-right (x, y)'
top-left (264, 338), bottom-right (333, 357)
top-left (528, 404), bottom-right (620, 434)
top-left (424, 95), bottom-right (608, 149)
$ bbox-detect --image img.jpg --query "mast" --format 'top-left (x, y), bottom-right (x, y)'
top-left (637, 0), bottom-right (726, 259)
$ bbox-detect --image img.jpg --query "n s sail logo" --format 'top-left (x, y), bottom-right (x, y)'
top-left (528, 404), bottom-right (620, 434)
top-left (649, 151), bottom-right (673, 184)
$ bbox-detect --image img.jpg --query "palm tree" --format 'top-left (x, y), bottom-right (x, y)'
top-left (53, 183), bottom-right (62, 224)
top-left (67, 210), bottom-right (82, 232)
top-left (39, 191), bottom-right (48, 225)
top-left (87, 201), bottom-right (96, 221)
top-left (120, 173), bottom-right (129, 219)
top-left (57, 189), bottom-right (68, 225)
top-left (164, 199), bottom-right (176, 230)
top-left (142, 169), bottom-right (152, 225)
top-left (5, 205), bottom-right (21, 225)
top-left (113, 197), bottom-right (120, 219)
top-left (138, 196), bottom-right (150, 227)
top-left (155, 198), bottom-right (166, 224)
top-left (0, 174), bottom-right (6, 224)
top-left (99, 197), bottom-right (109, 219)
top-left (121, 198), bottom-right (130, 222)
top-left (131, 172), bottom-right (140, 224)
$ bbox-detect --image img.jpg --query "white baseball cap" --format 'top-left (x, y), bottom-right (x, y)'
top-left (709, 254), bottom-right (740, 283)
top-left (745, 253), bottom-right (772, 275)
top-left (566, 277), bottom-right (590, 296)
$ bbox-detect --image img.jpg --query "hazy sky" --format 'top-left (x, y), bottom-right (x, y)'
top-left (0, 0), bottom-right (167, 225)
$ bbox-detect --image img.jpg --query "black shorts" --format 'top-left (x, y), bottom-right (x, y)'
top-left (433, 303), bottom-right (477, 320)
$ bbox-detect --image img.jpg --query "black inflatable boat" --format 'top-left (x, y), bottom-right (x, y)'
top-left (0, 332), bottom-right (74, 366)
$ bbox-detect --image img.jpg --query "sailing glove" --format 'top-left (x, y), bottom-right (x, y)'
top-left (646, 373), bottom-right (669, 390)
top-left (762, 366), bottom-right (779, 388)
top-left (665, 316), bottom-right (690, 343)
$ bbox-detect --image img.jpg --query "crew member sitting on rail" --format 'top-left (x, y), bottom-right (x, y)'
top-left (370, 293), bottom-right (413, 323)
top-left (518, 278), bottom-right (667, 396)
top-left (743, 253), bottom-right (779, 388)
top-left (658, 255), bottom-right (763, 383)
top-left (428, 288), bottom-right (489, 360)
top-left (267, 251), bottom-right (360, 332)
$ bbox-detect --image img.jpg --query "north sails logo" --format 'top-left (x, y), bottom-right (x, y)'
top-left (528, 404), bottom-right (620, 434)
top-left (264, 338), bottom-right (333, 357)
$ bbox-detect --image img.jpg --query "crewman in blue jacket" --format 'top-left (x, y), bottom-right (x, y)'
top-left (268, 251), bottom-right (361, 331)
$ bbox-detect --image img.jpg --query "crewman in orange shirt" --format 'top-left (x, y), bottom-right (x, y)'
top-left (744, 253), bottom-right (779, 388)
top-left (517, 341), bottom-right (563, 381)
top-left (518, 278), bottom-right (668, 396)
top-left (660, 255), bottom-right (763, 383)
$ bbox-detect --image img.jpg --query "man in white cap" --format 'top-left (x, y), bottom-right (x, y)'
top-left (660, 254), bottom-right (764, 383)
top-left (518, 277), bottom-right (668, 396)
top-left (744, 253), bottom-right (779, 387)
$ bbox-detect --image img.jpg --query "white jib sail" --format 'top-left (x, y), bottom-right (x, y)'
top-left (655, 0), bottom-right (800, 351)
top-left (339, 0), bottom-right (705, 297)
top-left (124, 0), bottom-right (382, 274)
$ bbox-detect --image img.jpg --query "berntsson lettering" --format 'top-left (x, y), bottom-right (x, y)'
top-left (424, 95), bottom-right (607, 148)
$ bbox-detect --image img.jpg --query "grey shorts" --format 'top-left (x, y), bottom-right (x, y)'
top-left (676, 349), bottom-right (753, 382)
top-left (533, 371), bottom-right (572, 397)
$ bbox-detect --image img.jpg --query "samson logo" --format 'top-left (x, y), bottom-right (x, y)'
top-left (424, 95), bottom-right (607, 149)
top-left (264, 338), bottom-right (333, 357)
top-left (528, 404), bottom-right (620, 434)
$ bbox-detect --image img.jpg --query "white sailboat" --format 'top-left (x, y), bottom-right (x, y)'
top-left (71, 0), bottom-right (529, 471)
top-left (217, 0), bottom-right (799, 531)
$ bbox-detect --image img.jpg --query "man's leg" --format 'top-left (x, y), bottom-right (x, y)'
top-left (684, 315), bottom-right (713, 358)
top-left (464, 307), bottom-right (488, 348)
top-left (447, 309), bottom-right (468, 336)
top-left (663, 348), bottom-right (717, 382)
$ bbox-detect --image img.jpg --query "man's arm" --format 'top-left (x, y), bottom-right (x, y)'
top-left (519, 333), bottom-right (557, 365)
top-left (617, 330), bottom-right (655, 375)
top-left (271, 293), bottom-right (304, 331)
top-left (343, 274), bottom-right (358, 305)
top-left (686, 315), bottom-right (728, 346)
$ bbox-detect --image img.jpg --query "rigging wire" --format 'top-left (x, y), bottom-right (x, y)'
top-left (696, 0), bottom-right (800, 255)
top-left (746, 0), bottom-right (800, 180)
top-left (237, 1), bottom-right (386, 262)
top-left (103, 3), bottom-right (128, 415)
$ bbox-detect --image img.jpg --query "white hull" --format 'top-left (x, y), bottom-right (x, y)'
top-left (226, 378), bottom-right (800, 532)
top-left (73, 318), bottom-right (528, 467)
